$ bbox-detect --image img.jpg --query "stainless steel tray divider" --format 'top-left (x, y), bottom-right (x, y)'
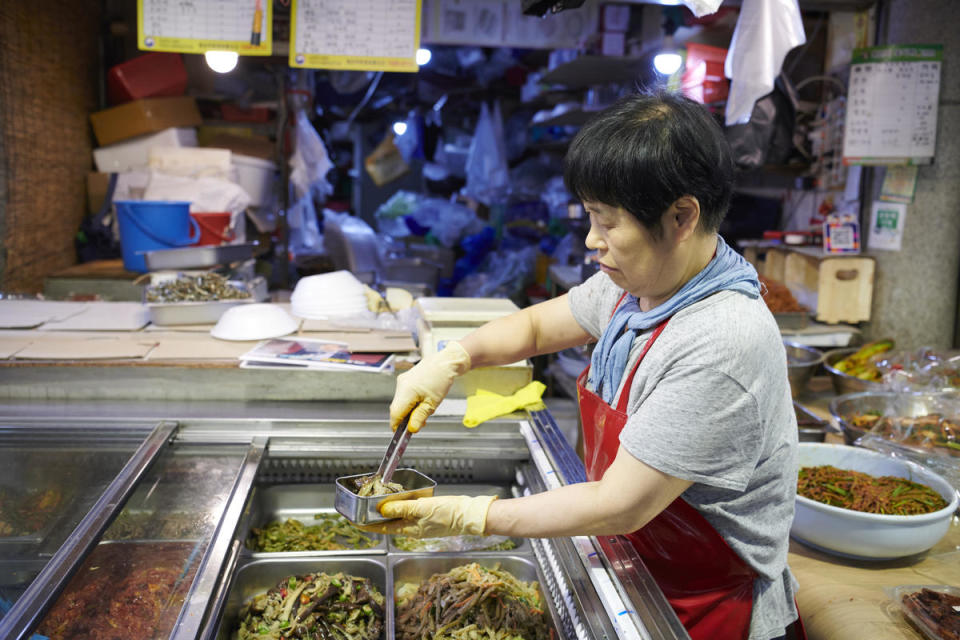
top-left (178, 436), bottom-right (267, 640)
top-left (0, 420), bottom-right (178, 640)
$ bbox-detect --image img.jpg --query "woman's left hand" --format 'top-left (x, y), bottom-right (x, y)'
top-left (358, 495), bottom-right (498, 538)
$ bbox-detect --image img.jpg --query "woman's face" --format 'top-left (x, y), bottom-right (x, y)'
top-left (583, 201), bottom-right (686, 308)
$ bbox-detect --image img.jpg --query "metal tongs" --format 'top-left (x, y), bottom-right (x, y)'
top-left (374, 414), bottom-right (412, 486)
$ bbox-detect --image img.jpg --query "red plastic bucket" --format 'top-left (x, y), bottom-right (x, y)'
top-left (191, 212), bottom-right (234, 246)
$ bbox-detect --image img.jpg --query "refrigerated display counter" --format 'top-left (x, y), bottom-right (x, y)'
top-left (0, 403), bottom-right (689, 640)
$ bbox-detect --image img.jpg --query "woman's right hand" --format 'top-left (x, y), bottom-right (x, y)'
top-left (390, 341), bottom-right (471, 432)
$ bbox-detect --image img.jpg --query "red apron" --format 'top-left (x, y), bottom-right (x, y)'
top-left (577, 294), bottom-right (805, 640)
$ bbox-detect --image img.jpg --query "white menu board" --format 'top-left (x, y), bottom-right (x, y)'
top-left (138, 0), bottom-right (272, 55)
top-left (842, 44), bottom-right (942, 165)
top-left (290, 0), bottom-right (421, 72)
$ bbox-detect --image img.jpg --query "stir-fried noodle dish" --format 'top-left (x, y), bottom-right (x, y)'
top-left (797, 465), bottom-right (947, 515)
top-left (395, 562), bottom-right (553, 640)
top-left (235, 572), bottom-right (384, 640)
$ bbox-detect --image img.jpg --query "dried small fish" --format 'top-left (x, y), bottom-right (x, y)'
top-left (146, 273), bottom-right (251, 303)
top-left (355, 474), bottom-right (404, 497)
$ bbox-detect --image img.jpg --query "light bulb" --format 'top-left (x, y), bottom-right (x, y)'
top-left (392, 121), bottom-right (408, 136)
top-left (416, 48), bottom-right (432, 66)
top-left (204, 50), bottom-right (239, 73)
top-left (653, 52), bottom-right (682, 76)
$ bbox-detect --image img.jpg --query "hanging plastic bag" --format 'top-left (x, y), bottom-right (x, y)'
top-left (463, 102), bottom-right (509, 206)
top-left (289, 110), bottom-right (334, 201)
top-left (287, 194), bottom-right (323, 256)
top-left (724, 0), bottom-right (806, 126)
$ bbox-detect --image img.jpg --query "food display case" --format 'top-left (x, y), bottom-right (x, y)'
top-left (0, 403), bottom-right (689, 640)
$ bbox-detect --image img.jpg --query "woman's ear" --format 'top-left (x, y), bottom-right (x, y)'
top-left (669, 196), bottom-right (701, 240)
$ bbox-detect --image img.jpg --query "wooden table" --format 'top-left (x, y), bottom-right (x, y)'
top-left (792, 379), bottom-right (960, 639)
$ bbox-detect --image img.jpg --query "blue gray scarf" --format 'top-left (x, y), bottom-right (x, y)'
top-left (588, 235), bottom-right (760, 404)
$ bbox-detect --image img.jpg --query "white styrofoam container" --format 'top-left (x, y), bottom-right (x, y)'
top-left (232, 154), bottom-right (277, 206)
top-left (148, 146), bottom-right (232, 179)
top-left (792, 443), bottom-right (958, 560)
top-left (93, 127), bottom-right (197, 173)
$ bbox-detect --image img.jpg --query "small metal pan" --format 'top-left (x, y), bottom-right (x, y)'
top-left (334, 468), bottom-right (436, 525)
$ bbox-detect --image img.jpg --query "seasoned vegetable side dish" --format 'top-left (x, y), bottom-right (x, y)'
top-left (235, 572), bottom-right (385, 640)
top-left (797, 465), bottom-right (948, 515)
top-left (850, 411), bottom-right (960, 456)
top-left (36, 541), bottom-right (201, 640)
top-left (247, 514), bottom-right (378, 552)
top-left (395, 563), bottom-right (552, 640)
top-left (392, 535), bottom-right (517, 552)
top-left (355, 474), bottom-right (403, 497)
top-left (0, 487), bottom-right (63, 537)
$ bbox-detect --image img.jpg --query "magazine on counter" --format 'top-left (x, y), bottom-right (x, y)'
top-left (239, 338), bottom-right (394, 373)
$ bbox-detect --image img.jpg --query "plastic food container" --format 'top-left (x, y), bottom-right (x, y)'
top-left (792, 443), bottom-right (958, 560)
top-left (886, 584), bottom-right (960, 640)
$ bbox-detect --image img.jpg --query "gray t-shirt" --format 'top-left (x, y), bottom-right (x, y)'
top-left (568, 272), bottom-right (799, 640)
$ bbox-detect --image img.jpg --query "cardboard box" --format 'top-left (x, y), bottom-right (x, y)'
top-left (89, 96), bottom-right (202, 146)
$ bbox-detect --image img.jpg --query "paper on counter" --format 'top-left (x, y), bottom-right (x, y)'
top-left (38, 303), bottom-right (150, 331)
top-left (298, 330), bottom-right (415, 353)
top-left (147, 334), bottom-right (251, 360)
top-left (0, 333), bottom-right (34, 358)
top-left (15, 335), bottom-right (157, 360)
top-left (0, 300), bottom-right (88, 329)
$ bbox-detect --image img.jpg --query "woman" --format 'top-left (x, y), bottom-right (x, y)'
top-left (363, 93), bottom-right (803, 640)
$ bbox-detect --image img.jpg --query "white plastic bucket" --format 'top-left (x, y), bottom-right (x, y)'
top-left (232, 154), bottom-right (277, 206)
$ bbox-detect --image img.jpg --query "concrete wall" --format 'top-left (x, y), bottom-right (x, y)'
top-left (863, 0), bottom-right (960, 349)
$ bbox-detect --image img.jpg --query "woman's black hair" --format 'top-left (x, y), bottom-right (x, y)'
top-left (563, 91), bottom-right (735, 234)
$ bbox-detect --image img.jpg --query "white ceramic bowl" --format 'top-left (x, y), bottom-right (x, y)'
top-left (210, 303), bottom-right (301, 341)
top-left (792, 443), bottom-right (958, 560)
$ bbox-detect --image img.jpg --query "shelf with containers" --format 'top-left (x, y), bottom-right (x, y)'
top-left (0, 402), bottom-right (689, 640)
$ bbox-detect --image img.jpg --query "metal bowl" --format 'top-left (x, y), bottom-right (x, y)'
top-left (792, 443), bottom-right (958, 560)
top-left (823, 348), bottom-right (887, 396)
top-left (334, 468), bottom-right (436, 525)
top-left (785, 341), bottom-right (824, 399)
top-left (828, 390), bottom-right (958, 446)
top-left (794, 401), bottom-right (828, 442)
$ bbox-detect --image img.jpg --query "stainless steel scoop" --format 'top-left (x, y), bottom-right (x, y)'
top-left (374, 414), bottom-right (412, 486)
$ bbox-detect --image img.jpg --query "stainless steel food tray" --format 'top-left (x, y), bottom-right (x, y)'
top-left (143, 242), bottom-right (258, 271)
top-left (145, 277), bottom-right (266, 326)
top-left (215, 557), bottom-right (390, 640)
top-left (242, 485), bottom-right (386, 558)
top-left (391, 554), bottom-right (560, 640)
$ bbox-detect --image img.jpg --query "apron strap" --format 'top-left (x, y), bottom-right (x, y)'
top-left (615, 319), bottom-right (669, 413)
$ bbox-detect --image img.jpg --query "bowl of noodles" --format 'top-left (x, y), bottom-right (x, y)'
top-left (792, 443), bottom-right (958, 560)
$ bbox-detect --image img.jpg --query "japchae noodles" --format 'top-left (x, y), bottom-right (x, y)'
top-left (395, 562), bottom-right (552, 640)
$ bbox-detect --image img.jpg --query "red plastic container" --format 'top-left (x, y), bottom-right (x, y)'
top-left (681, 43), bottom-right (729, 105)
top-left (107, 53), bottom-right (187, 105)
top-left (190, 212), bottom-right (235, 246)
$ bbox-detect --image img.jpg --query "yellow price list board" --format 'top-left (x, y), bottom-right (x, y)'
top-left (290, 0), bottom-right (421, 72)
top-left (137, 0), bottom-right (273, 55)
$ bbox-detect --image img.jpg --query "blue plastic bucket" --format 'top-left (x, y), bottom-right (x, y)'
top-left (115, 200), bottom-right (199, 272)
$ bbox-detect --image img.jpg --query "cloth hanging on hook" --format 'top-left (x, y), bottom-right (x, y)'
top-left (724, 0), bottom-right (806, 126)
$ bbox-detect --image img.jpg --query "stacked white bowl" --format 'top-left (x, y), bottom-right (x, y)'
top-left (291, 270), bottom-right (369, 319)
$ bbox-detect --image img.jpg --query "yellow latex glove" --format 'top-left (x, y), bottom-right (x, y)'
top-left (391, 341), bottom-right (471, 432)
top-left (462, 381), bottom-right (547, 427)
top-left (358, 495), bottom-right (497, 538)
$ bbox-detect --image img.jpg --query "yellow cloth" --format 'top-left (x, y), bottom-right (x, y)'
top-left (462, 381), bottom-right (547, 428)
